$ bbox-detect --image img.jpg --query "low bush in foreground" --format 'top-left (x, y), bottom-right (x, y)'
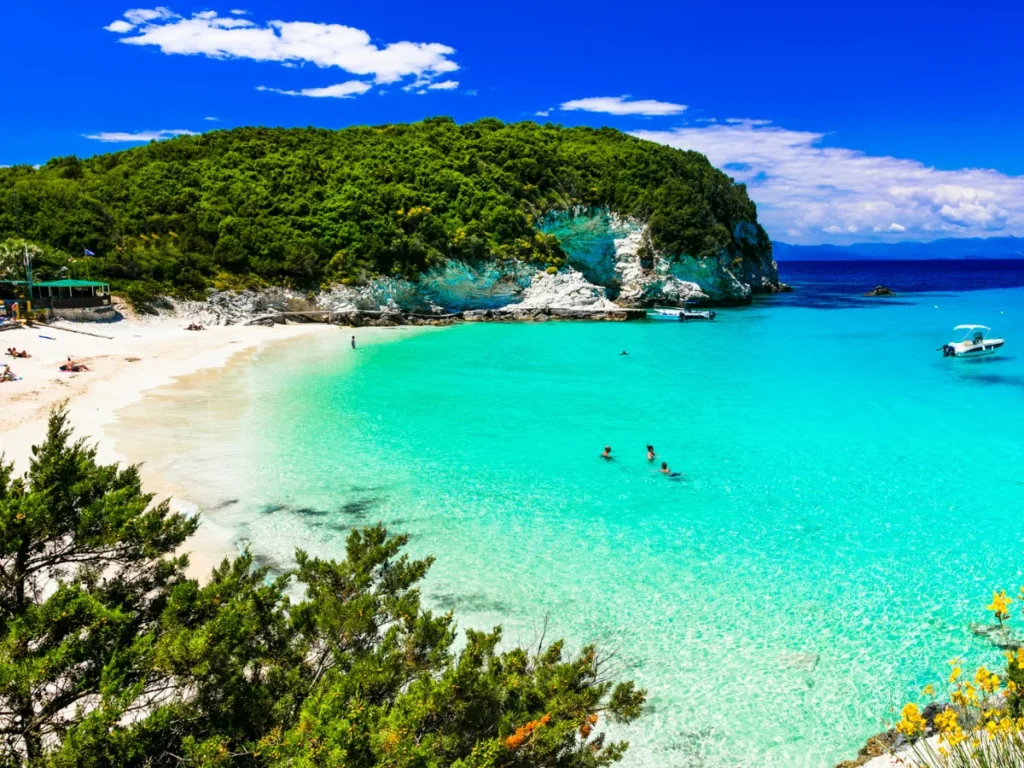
top-left (0, 409), bottom-right (644, 767)
top-left (892, 592), bottom-right (1024, 767)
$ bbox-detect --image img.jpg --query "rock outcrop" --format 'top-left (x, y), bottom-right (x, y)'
top-left (154, 209), bottom-right (787, 324)
top-left (864, 285), bottom-right (896, 297)
top-left (539, 208), bottom-right (786, 307)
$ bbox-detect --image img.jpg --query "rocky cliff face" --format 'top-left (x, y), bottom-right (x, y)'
top-left (164, 209), bottom-right (784, 323)
top-left (538, 208), bottom-right (784, 307)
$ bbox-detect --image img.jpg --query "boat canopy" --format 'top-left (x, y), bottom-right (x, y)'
top-left (953, 324), bottom-right (990, 332)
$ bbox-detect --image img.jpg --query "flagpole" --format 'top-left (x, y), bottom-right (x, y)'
top-left (24, 245), bottom-right (33, 320)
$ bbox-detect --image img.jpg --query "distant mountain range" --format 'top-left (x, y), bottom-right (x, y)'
top-left (773, 236), bottom-right (1024, 261)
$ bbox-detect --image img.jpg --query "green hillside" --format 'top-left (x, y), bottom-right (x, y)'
top-left (0, 118), bottom-right (770, 299)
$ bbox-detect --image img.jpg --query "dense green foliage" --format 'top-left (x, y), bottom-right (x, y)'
top-left (0, 410), bottom-right (645, 767)
top-left (0, 119), bottom-right (767, 299)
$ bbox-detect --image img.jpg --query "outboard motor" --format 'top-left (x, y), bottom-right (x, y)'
top-left (942, 344), bottom-right (955, 357)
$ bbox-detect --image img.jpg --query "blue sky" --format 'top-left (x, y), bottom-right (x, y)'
top-left (2, 0), bottom-right (1023, 244)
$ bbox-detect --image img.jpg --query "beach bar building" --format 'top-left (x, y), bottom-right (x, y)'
top-left (1, 278), bottom-right (112, 319)
top-left (32, 279), bottom-right (112, 309)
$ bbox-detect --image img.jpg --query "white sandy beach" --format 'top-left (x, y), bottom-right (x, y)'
top-left (0, 309), bottom-right (342, 578)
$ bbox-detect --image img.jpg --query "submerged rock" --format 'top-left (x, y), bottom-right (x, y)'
top-left (864, 285), bottom-right (896, 297)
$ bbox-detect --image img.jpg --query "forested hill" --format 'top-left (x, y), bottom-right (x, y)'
top-left (0, 118), bottom-right (771, 297)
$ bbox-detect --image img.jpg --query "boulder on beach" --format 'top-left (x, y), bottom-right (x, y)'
top-left (864, 285), bottom-right (896, 297)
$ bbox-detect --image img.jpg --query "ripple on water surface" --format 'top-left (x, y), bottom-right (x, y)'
top-left (112, 284), bottom-right (1024, 768)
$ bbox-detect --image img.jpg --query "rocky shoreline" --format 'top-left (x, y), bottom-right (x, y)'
top-left (243, 305), bottom-right (648, 328)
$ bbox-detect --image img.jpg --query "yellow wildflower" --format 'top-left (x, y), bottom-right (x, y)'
top-left (988, 590), bottom-right (1012, 621)
top-left (896, 703), bottom-right (927, 738)
top-left (934, 709), bottom-right (959, 733)
top-left (922, 684), bottom-right (935, 697)
top-left (949, 665), bottom-right (962, 683)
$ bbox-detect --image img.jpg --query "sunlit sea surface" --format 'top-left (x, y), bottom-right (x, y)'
top-left (112, 260), bottom-right (1024, 767)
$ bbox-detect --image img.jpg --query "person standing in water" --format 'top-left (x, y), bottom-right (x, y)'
top-left (600, 446), bottom-right (613, 460)
top-left (647, 445), bottom-right (656, 461)
top-left (351, 335), bottom-right (356, 350)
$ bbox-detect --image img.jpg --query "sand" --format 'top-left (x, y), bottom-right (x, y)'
top-left (0, 312), bottom-right (338, 578)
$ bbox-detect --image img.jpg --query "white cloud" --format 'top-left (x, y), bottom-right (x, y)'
top-left (124, 7), bottom-right (177, 25)
top-left (229, 9), bottom-right (248, 14)
top-left (104, 20), bottom-right (136, 33)
top-left (632, 121), bottom-right (1024, 243)
top-left (204, 116), bottom-right (219, 121)
top-left (535, 110), bottom-right (550, 117)
top-left (84, 128), bottom-right (197, 142)
top-left (256, 80), bottom-right (371, 98)
top-left (105, 7), bottom-right (459, 86)
top-left (426, 80), bottom-right (459, 90)
top-left (560, 95), bottom-right (687, 116)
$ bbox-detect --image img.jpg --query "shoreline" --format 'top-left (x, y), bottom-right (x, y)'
top-left (0, 316), bottom-right (373, 579)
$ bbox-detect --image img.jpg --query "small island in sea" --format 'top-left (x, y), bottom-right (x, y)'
top-left (3, 120), bottom-right (1024, 768)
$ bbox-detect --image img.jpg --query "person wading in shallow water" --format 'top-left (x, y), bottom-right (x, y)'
top-left (600, 446), bottom-right (613, 460)
top-left (351, 335), bottom-right (356, 349)
top-left (647, 445), bottom-right (656, 461)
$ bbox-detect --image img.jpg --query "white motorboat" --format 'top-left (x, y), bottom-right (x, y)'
top-left (649, 307), bottom-right (716, 321)
top-left (941, 325), bottom-right (1005, 358)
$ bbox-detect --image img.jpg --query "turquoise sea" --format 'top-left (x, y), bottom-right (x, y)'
top-left (113, 261), bottom-right (1024, 767)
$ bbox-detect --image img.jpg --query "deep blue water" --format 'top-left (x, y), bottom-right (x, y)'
top-left (776, 259), bottom-right (1024, 309)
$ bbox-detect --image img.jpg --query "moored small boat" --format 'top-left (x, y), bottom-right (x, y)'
top-left (941, 325), bottom-right (1005, 358)
top-left (649, 307), bottom-right (716, 321)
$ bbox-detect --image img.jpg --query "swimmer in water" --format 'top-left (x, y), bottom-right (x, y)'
top-left (660, 461), bottom-right (683, 478)
top-left (619, 350), bottom-right (629, 356)
top-left (600, 446), bottom-right (613, 460)
top-left (647, 445), bottom-right (656, 461)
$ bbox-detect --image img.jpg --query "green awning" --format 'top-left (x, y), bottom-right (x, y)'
top-left (34, 279), bottom-right (109, 288)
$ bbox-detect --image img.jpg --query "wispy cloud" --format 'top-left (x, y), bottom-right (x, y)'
top-left (84, 128), bottom-right (197, 142)
top-left (426, 80), bottom-right (459, 90)
top-left (104, 7), bottom-right (459, 87)
top-left (256, 80), bottom-right (371, 98)
top-left (633, 120), bottom-right (1024, 243)
top-left (535, 109), bottom-right (551, 117)
top-left (204, 116), bottom-right (219, 121)
top-left (560, 96), bottom-right (687, 117)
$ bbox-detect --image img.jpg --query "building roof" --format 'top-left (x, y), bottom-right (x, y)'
top-left (34, 279), bottom-right (110, 288)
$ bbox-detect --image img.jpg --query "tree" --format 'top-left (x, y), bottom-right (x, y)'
top-left (0, 121), bottom-right (771, 299)
top-left (0, 408), bottom-right (197, 764)
top-left (0, 412), bottom-right (646, 767)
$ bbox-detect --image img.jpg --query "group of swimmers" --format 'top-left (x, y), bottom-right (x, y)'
top-left (600, 444), bottom-right (683, 478)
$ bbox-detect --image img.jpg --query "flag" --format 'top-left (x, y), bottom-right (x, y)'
top-left (84, 248), bottom-right (96, 256)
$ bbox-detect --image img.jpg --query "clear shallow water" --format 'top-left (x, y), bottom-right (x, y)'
top-left (113, 263), bottom-right (1024, 767)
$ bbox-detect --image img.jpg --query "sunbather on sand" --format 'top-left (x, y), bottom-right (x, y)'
top-left (6, 347), bottom-right (30, 358)
top-left (0, 364), bottom-right (17, 382)
top-left (59, 356), bottom-right (90, 373)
